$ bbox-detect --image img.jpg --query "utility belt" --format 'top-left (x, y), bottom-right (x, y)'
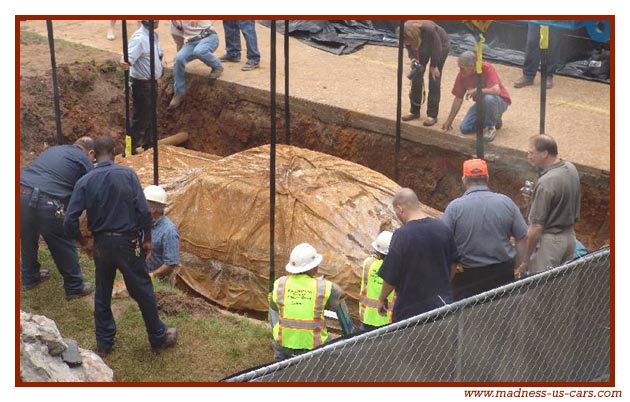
top-left (96, 231), bottom-right (139, 238)
top-left (20, 185), bottom-right (65, 218)
top-left (186, 28), bottom-right (216, 43)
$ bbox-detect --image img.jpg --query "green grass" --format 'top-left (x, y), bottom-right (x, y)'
top-left (20, 246), bottom-right (274, 382)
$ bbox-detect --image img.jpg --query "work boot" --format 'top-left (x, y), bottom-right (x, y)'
top-left (209, 65), bottom-right (224, 80)
top-left (96, 344), bottom-right (112, 358)
top-left (546, 76), bottom-right (554, 89)
top-left (218, 54), bottom-right (240, 63)
top-left (65, 283), bottom-right (94, 301)
top-left (23, 269), bottom-right (51, 290)
top-left (401, 113), bottom-right (420, 122)
top-left (513, 76), bottom-right (534, 88)
top-left (152, 327), bottom-right (178, 353)
top-left (423, 117), bottom-right (437, 127)
top-left (167, 94), bottom-right (185, 110)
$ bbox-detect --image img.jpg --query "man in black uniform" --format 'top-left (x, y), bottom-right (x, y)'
top-left (20, 136), bottom-right (95, 299)
top-left (64, 136), bottom-right (177, 356)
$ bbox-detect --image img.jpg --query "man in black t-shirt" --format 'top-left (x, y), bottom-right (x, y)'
top-left (377, 188), bottom-right (459, 322)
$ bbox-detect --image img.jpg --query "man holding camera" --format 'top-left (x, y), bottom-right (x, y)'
top-left (518, 135), bottom-right (581, 277)
top-left (399, 20), bottom-right (451, 127)
top-left (168, 20), bottom-right (223, 110)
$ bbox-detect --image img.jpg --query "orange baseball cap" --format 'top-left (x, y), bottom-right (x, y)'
top-left (463, 159), bottom-right (488, 177)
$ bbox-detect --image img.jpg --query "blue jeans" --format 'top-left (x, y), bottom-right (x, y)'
top-left (222, 20), bottom-right (261, 64)
top-left (523, 23), bottom-right (559, 78)
top-left (173, 33), bottom-right (220, 96)
top-left (20, 190), bottom-right (85, 295)
top-left (92, 233), bottom-right (167, 350)
top-left (460, 95), bottom-right (509, 134)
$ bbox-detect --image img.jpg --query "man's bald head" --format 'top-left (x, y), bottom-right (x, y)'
top-left (393, 188), bottom-right (420, 210)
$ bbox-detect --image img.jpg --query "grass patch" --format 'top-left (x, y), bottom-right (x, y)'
top-left (20, 246), bottom-right (274, 382)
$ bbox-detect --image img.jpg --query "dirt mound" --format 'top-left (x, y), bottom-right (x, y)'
top-left (155, 291), bottom-right (221, 319)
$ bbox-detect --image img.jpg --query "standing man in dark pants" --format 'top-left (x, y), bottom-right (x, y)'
top-left (442, 159), bottom-right (528, 300)
top-left (377, 188), bottom-right (459, 322)
top-left (514, 23), bottom-right (559, 89)
top-left (399, 20), bottom-right (451, 127)
top-left (120, 20), bottom-right (163, 154)
top-left (219, 20), bottom-right (261, 71)
top-left (20, 136), bottom-right (95, 300)
top-left (64, 136), bottom-right (177, 356)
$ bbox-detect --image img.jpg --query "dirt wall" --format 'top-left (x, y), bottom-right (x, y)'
top-left (18, 60), bottom-right (610, 250)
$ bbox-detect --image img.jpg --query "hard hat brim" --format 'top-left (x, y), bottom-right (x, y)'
top-left (285, 253), bottom-right (323, 274)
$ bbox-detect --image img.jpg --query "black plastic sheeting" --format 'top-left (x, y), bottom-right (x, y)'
top-left (259, 20), bottom-right (610, 83)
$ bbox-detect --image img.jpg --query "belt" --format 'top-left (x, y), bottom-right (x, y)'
top-left (130, 77), bottom-right (157, 84)
top-left (20, 186), bottom-right (57, 201)
top-left (98, 231), bottom-right (138, 237)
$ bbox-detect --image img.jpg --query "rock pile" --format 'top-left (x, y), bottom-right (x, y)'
top-left (20, 310), bottom-right (114, 382)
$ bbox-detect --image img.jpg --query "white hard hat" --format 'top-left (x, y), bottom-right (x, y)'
top-left (371, 231), bottom-right (393, 255)
top-left (144, 185), bottom-right (168, 205)
top-left (285, 243), bottom-right (323, 274)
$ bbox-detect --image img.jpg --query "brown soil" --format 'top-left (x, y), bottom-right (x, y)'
top-left (155, 291), bottom-right (222, 319)
top-left (18, 28), bottom-right (609, 251)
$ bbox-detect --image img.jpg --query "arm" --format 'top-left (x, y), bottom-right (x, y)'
top-left (63, 183), bottom-right (86, 240)
top-left (514, 235), bottom-right (527, 271)
top-left (518, 224), bottom-right (543, 275)
top-left (377, 281), bottom-right (395, 316)
top-left (464, 83), bottom-right (501, 101)
top-left (442, 97), bottom-right (463, 131)
top-left (149, 264), bottom-right (177, 279)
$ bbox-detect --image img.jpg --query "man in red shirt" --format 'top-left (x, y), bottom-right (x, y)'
top-left (441, 51), bottom-right (511, 142)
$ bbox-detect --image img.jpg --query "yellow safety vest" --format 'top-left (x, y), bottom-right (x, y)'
top-left (272, 274), bottom-right (332, 350)
top-left (359, 257), bottom-right (394, 327)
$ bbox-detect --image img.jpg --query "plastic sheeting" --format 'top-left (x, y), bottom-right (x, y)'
top-left (260, 20), bottom-right (609, 82)
top-left (164, 144), bottom-right (440, 316)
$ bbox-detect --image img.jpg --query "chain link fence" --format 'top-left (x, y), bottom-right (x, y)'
top-left (224, 247), bottom-right (610, 383)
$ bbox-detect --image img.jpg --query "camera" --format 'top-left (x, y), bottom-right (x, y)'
top-left (407, 59), bottom-right (426, 80)
top-left (521, 180), bottom-right (534, 197)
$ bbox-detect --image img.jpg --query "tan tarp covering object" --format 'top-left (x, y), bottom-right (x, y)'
top-left (159, 144), bottom-right (441, 318)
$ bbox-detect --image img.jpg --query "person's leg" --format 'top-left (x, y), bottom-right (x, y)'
top-left (222, 20), bottom-right (241, 60)
top-left (522, 23), bottom-right (541, 79)
top-left (239, 20), bottom-right (260, 65)
top-left (38, 202), bottom-right (85, 295)
top-left (92, 236), bottom-right (118, 352)
top-left (482, 95), bottom-right (508, 128)
top-left (116, 236), bottom-right (167, 349)
top-left (129, 81), bottom-right (151, 152)
top-left (191, 34), bottom-right (221, 69)
top-left (426, 47), bottom-right (449, 120)
top-left (20, 193), bottom-right (43, 287)
top-left (107, 20), bottom-right (116, 41)
top-left (173, 43), bottom-right (197, 96)
top-left (407, 69), bottom-right (423, 118)
top-left (459, 104), bottom-right (478, 134)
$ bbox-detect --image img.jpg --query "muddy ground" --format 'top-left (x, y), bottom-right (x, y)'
top-left (18, 29), bottom-right (609, 251)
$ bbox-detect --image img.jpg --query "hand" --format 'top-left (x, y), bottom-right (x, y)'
top-left (377, 299), bottom-right (388, 316)
top-left (142, 241), bottom-right (152, 261)
top-left (514, 262), bottom-right (527, 279)
top-left (442, 121), bottom-right (453, 131)
top-left (430, 66), bottom-right (440, 80)
top-left (465, 88), bottom-right (477, 101)
top-left (120, 60), bottom-right (129, 71)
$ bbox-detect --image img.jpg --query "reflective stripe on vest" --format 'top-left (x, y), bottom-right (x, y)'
top-left (358, 257), bottom-right (394, 327)
top-left (272, 274), bottom-right (331, 350)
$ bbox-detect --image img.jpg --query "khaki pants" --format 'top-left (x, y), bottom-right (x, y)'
top-left (528, 227), bottom-right (576, 275)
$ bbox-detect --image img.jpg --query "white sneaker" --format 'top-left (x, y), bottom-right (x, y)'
top-left (483, 126), bottom-right (497, 142)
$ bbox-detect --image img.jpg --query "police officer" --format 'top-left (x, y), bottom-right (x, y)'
top-left (64, 136), bottom-right (177, 356)
top-left (269, 243), bottom-right (343, 361)
top-left (20, 137), bottom-right (95, 299)
top-left (359, 231), bottom-right (395, 332)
